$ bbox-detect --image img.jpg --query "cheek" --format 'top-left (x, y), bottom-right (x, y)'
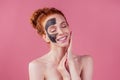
top-left (63, 28), bottom-right (70, 33)
top-left (47, 33), bottom-right (58, 43)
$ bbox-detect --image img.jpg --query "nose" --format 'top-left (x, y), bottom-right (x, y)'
top-left (58, 27), bottom-right (64, 34)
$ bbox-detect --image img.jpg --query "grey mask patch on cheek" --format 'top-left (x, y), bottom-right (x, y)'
top-left (48, 33), bottom-right (58, 43)
top-left (45, 18), bottom-right (57, 43)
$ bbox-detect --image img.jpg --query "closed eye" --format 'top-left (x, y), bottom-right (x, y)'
top-left (48, 26), bottom-right (57, 33)
top-left (61, 25), bottom-right (67, 28)
top-left (50, 28), bottom-right (56, 32)
top-left (61, 22), bottom-right (68, 28)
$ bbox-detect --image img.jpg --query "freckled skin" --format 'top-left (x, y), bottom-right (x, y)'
top-left (45, 18), bottom-right (57, 43)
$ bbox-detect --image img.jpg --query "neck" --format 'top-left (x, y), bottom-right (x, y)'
top-left (49, 44), bottom-right (67, 64)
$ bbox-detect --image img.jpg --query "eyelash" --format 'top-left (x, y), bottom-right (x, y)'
top-left (50, 29), bottom-right (56, 32)
top-left (49, 24), bottom-right (67, 33)
top-left (61, 24), bottom-right (67, 28)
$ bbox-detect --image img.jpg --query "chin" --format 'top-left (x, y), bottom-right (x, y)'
top-left (56, 41), bottom-right (69, 47)
top-left (57, 44), bottom-right (68, 48)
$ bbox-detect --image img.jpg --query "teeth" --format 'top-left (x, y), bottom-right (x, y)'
top-left (58, 36), bottom-right (67, 41)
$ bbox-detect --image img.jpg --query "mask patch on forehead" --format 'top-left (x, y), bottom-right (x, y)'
top-left (45, 18), bottom-right (56, 31)
top-left (45, 18), bottom-right (57, 43)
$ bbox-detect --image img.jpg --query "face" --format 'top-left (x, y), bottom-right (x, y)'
top-left (43, 14), bottom-right (71, 47)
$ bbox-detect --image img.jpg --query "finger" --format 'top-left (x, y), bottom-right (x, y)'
top-left (59, 53), bottom-right (67, 67)
top-left (57, 54), bottom-right (68, 73)
top-left (67, 32), bottom-right (72, 56)
top-left (69, 31), bottom-right (72, 44)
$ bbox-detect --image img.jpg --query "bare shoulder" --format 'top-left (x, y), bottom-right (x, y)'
top-left (29, 58), bottom-right (46, 75)
top-left (76, 55), bottom-right (94, 80)
top-left (29, 59), bottom-right (45, 69)
top-left (80, 55), bottom-right (93, 63)
top-left (28, 55), bottom-right (49, 80)
top-left (29, 54), bottom-right (49, 70)
top-left (29, 54), bottom-right (50, 73)
top-left (73, 54), bottom-right (94, 66)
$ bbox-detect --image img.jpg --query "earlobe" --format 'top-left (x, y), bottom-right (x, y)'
top-left (42, 34), bottom-right (50, 43)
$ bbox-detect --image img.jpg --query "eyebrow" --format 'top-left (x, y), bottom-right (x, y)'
top-left (50, 21), bottom-right (67, 28)
top-left (60, 21), bottom-right (68, 25)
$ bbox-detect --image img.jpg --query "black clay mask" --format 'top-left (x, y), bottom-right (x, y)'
top-left (45, 18), bottom-right (58, 43)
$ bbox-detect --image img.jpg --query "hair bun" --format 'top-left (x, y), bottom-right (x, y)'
top-left (30, 7), bottom-right (66, 36)
top-left (30, 9), bottom-right (44, 29)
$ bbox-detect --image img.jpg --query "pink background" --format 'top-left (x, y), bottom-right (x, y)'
top-left (0, 0), bottom-right (120, 80)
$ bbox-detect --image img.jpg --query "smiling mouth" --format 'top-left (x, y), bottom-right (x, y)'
top-left (56, 35), bottom-right (68, 42)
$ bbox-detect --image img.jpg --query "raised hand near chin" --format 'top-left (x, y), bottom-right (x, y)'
top-left (66, 31), bottom-right (81, 80)
top-left (67, 31), bottom-right (73, 62)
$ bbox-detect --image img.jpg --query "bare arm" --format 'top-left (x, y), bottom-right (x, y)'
top-left (81, 55), bottom-right (94, 80)
top-left (66, 33), bottom-right (81, 80)
top-left (68, 59), bottom-right (81, 80)
top-left (29, 61), bottom-right (45, 80)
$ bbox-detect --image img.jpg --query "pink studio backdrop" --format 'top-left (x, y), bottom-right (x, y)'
top-left (0, 0), bottom-right (120, 80)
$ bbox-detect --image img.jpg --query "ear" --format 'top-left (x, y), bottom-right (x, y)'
top-left (42, 34), bottom-right (50, 43)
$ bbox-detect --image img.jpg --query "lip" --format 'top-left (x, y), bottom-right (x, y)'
top-left (56, 35), bottom-right (68, 43)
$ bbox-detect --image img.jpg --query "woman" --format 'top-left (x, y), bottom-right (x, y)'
top-left (29, 7), bottom-right (93, 80)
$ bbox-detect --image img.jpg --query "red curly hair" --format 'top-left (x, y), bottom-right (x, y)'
top-left (30, 7), bottom-right (67, 36)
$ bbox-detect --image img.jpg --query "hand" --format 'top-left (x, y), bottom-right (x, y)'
top-left (67, 31), bottom-right (73, 62)
top-left (57, 52), bottom-right (71, 80)
top-left (57, 32), bottom-right (72, 80)
top-left (66, 32), bottom-right (81, 80)
top-left (57, 31), bottom-right (81, 80)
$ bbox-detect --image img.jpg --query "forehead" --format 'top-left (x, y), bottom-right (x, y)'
top-left (43, 14), bottom-right (66, 27)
